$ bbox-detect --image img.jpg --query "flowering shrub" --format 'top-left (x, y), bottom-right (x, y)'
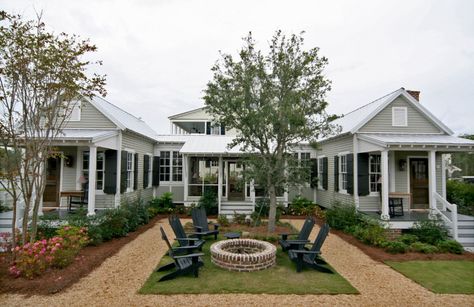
top-left (10, 226), bottom-right (88, 278)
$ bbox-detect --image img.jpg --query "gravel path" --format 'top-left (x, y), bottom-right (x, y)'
top-left (1, 219), bottom-right (472, 306)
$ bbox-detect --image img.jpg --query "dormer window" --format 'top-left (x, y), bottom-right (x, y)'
top-left (68, 101), bottom-right (81, 121)
top-left (392, 107), bottom-right (407, 127)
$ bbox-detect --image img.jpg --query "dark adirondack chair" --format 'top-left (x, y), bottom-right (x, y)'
top-left (168, 215), bottom-right (205, 252)
top-left (191, 207), bottom-right (219, 240)
top-left (156, 226), bottom-right (204, 282)
top-left (288, 223), bottom-right (333, 274)
top-left (278, 216), bottom-right (315, 252)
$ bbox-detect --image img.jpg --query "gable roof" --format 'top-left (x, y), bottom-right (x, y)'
top-left (168, 107), bottom-right (206, 120)
top-left (331, 88), bottom-right (453, 137)
top-left (87, 96), bottom-right (158, 140)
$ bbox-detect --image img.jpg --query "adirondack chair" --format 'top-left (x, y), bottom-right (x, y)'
top-left (168, 215), bottom-right (205, 252)
top-left (156, 226), bottom-right (204, 282)
top-left (288, 223), bottom-right (333, 274)
top-left (191, 207), bottom-right (219, 240)
top-left (278, 216), bottom-right (315, 252)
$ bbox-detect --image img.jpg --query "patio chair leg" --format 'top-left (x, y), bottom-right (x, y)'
top-left (158, 270), bottom-right (180, 282)
top-left (156, 262), bottom-right (176, 272)
top-left (311, 263), bottom-right (334, 274)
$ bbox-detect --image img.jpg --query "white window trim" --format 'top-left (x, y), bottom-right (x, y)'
top-left (369, 153), bottom-right (381, 196)
top-left (160, 150), bottom-right (183, 183)
top-left (124, 148), bottom-right (135, 193)
top-left (392, 106), bottom-right (408, 127)
top-left (317, 155), bottom-right (325, 190)
top-left (338, 152), bottom-right (350, 194)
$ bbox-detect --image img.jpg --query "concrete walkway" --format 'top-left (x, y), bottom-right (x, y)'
top-left (1, 219), bottom-right (472, 306)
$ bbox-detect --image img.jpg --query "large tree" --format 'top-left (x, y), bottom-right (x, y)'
top-left (204, 31), bottom-right (338, 232)
top-left (0, 11), bottom-right (106, 244)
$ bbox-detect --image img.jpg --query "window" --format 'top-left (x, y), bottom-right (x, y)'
top-left (67, 101), bottom-right (81, 121)
top-left (369, 154), bottom-right (381, 193)
top-left (147, 155), bottom-right (153, 188)
top-left (188, 157), bottom-right (219, 196)
top-left (126, 152), bottom-right (133, 190)
top-left (339, 155), bottom-right (348, 192)
top-left (160, 151), bottom-right (182, 182)
top-left (82, 151), bottom-right (105, 190)
top-left (392, 107), bottom-right (407, 126)
top-left (317, 157), bottom-right (324, 189)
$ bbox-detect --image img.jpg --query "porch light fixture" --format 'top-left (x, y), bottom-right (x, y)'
top-left (398, 159), bottom-right (406, 171)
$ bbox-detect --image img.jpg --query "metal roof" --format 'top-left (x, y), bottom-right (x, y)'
top-left (155, 134), bottom-right (243, 154)
top-left (360, 134), bottom-right (474, 147)
top-left (56, 129), bottom-right (118, 141)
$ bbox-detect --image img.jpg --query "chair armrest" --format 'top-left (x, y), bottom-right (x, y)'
top-left (194, 226), bottom-right (203, 232)
top-left (290, 250), bottom-right (321, 255)
top-left (174, 237), bottom-right (200, 241)
top-left (173, 253), bottom-right (204, 259)
top-left (279, 233), bottom-right (299, 240)
top-left (172, 246), bottom-right (198, 251)
top-left (285, 240), bottom-right (310, 244)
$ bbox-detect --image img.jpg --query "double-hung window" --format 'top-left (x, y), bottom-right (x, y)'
top-left (126, 152), bottom-right (134, 190)
top-left (339, 155), bottom-right (348, 192)
top-left (317, 157), bottom-right (324, 189)
top-left (82, 151), bottom-right (105, 191)
top-left (160, 151), bottom-right (183, 182)
top-left (369, 154), bottom-right (381, 193)
top-left (147, 154), bottom-right (153, 188)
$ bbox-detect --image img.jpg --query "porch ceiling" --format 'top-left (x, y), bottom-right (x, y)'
top-left (358, 134), bottom-right (474, 151)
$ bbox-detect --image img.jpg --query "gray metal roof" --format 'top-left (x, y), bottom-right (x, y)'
top-left (360, 134), bottom-right (474, 147)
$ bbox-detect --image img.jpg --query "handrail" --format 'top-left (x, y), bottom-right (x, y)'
top-left (434, 192), bottom-right (458, 240)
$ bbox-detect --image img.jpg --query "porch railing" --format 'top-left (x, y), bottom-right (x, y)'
top-left (434, 192), bottom-right (458, 240)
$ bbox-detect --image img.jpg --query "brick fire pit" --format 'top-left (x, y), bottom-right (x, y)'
top-left (210, 239), bottom-right (276, 272)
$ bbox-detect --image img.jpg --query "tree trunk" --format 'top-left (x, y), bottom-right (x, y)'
top-left (21, 195), bottom-right (30, 244)
top-left (11, 197), bottom-right (17, 253)
top-left (267, 184), bottom-right (277, 233)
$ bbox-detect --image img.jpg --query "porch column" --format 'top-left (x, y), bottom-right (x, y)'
top-left (429, 150), bottom-right (437, 215)
top-left (115, 132), bottom-right (122, 208)
top-left (183, 155), bottom-right (188, 203)
top-left (353, 135), bottom-right (359, 209)
top-left (88, 145), bottom-right (97, 215)
top-left (218, 156), bottom-right (223, 214)
top-left (250, 179), bottom-right (256, 209)
top-left (381, 149), bottom-right (390, 220)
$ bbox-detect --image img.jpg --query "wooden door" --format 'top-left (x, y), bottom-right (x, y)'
top-left (410, 158), bottom-right (429, 209)
top-left (227, 161), bottom-right (244, 201)
top-left (43, 157), bottom-right (60, 207)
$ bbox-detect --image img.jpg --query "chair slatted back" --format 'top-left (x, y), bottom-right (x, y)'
top-left (160, 226), bottom-right (175, 258)
top-left (298, 216), bottom-right (316, 240)
top-left (192, 207), bottom-right (209, 231)
top-left (309, 223), bottom-right (330, 260)
top-left (169, 215), bottom-right (189, 247)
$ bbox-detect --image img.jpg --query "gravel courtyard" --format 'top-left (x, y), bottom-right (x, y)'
top-left (1, 219), bottom-right (472, 307)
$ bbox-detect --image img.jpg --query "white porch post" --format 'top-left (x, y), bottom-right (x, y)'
top-left (441, 154), bottom-right (447, 201)
top-left (381, 150), bottom-right (390, 220)
top-left (88, 145), bottom-right (97, 215)
top-left (115, 132), bottom-right (122, 208)
top-left (353, 135), bottom-right (359, 209)
top-left (218, 156), bottom-right (223, 214)
top-left (250, 179), bottom-right (256, 210)
top-left (183, 155), bottom-right (188, 203)
top-left (429, 150), bottom-right (437, 215)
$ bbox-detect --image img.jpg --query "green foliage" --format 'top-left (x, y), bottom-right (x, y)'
top-left (289, 196), bottom-right (317, 216)
top-left (397, 234), bottom-right (419, 245)
top-left (436, 240), bottom-right (464, 254)
top-left (251, 198), bottom-right (283, 225)
top-left (198, 189), bottom-right (218, 215)
top-left (0, 202), bottom-right (10, 213)
top-left (232, 212), bottom-right (248, 225)
top-left (217, 215), bottom-right (230, 227)
top-left (447, 180), bottom-right (474, 216)
top-left (409, 242), bottom-right (439, 254)
top-left (351, 219), bottom-right (387, 247)
top-left (149, 192), bottom-right (175, 214)
top-left (325, 202), bottom-right (361, 231)
top-left (410, 219), bottom-right (448, 245)
top-left (384, 241), bottom-right (408, 254)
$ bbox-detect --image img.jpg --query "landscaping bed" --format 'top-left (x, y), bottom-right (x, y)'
top-left (0, 215), bottom-right (161, 295)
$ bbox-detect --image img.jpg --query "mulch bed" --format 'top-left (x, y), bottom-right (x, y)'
top-left (0, 215), bottom-right (164, 296)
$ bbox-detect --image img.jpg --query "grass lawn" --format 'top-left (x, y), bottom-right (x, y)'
top-left (386, 260), bottom-right (474, 294)
top-left (140, 238), bottom-right (358, 295)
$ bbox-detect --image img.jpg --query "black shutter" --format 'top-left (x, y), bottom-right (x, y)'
top-left (120, 151), bottom-right (127, 193)
top-left (358, 153), bottom-right (370, 196)
top-left (310, 158), bottom-right (318, 188)
top-left (322, 157), bottom-right (328, 190)
top-left (104, 150), bottom-right (117, 194)
top-left (143, 155), bottom-right (149, 189)
top-left (220, 124), bottom-right (225, 135)
top-left (347, 153), bottom-right (354, 195)
top-left (152, 156), bottom-right (160, 186)
top-left (133, 153), bottom-right (139, 190)
top-left (206, 121), bottom-right (211, 135)
top-left (334, 156), bottom-right (339, 192)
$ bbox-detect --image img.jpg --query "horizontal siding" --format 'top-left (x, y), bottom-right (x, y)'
top-left (316, 135), bottom-right (354, 208)
top-left (64, 100), bottom-right (117, 129)
top-left (359, 96), bottom-right (441, 133)
top-left (358, 196), bottom-right (380, 212)
top-left (155, 185), bottom-right (184, 203)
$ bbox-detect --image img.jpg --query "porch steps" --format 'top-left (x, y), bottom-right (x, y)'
top-left (220, 202), bottom-right (254, 218)
top-left (450, 215), bottom-right (474, 252)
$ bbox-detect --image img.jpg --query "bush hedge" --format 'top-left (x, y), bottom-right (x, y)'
top-left (447, 180), bottom-right (474, 216)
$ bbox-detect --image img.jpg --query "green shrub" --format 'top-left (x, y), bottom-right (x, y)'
top-left (288, 196), bottom-right (317, 216)
top-left (436, 240), bottom-right (464, 254)
top-left (253, 198), bottom-right (283, 222)
top-left (149, 192), bottom-right (174, 214)
top-left (384, 241), bottom-right (408, 254)
top-left (409, 242), bottom-right (439, 254)
top-left (447, 180), bottom-right (474, 216)
top-left (198, 189), bottom-right (218, 215)
top-left (397, 234), bottom-right (419, 245)
top-left (352, 219), bottom-right (387, 247)
top-left (325, 202), bottom-right (361, 231)
top-left (217, 214), bottom-right (230, 227)
top-left (410, 219), bottom-right (448, 245)
top-left (233, 212), bottom-right (247, 225)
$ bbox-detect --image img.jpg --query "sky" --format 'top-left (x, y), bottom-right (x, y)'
top-left (2, 0), bottom-right (473, 135)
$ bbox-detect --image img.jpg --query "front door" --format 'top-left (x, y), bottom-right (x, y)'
top-left (43, 157), bottom-right (60, 207)
top-left (227, 161), bottom-right (245, 201)
top-left (410, 158), bottom-right (429, 209)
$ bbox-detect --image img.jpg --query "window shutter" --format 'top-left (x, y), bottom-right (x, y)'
top-left (143, 155), bottom-right (149, 189)
top-left (133, 153), bottom-right (139, 190)
top-left (152, 156), bottom-right (160, 186)
top-left (358, 153), bottom-right (370, 196)
top-left (310, 158), bottom-right (318, 188)
top-left (120, 151), bottom-right (127, 193)
top-left (322, 157), bottom-right (328, 190)
top-left (347, 153), bottom-right (354, 195)
top-left (334, 156), bottom-right (339, 192)
top-left (206, 121), bottom-right (211, 135)
top-left (220, 124), bottom-right (225, 135)
top-left (104, 150), bottom-right (117, 194)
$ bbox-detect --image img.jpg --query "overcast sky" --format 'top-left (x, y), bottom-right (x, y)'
top-left (3, 0), bottom-right (473, 135)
